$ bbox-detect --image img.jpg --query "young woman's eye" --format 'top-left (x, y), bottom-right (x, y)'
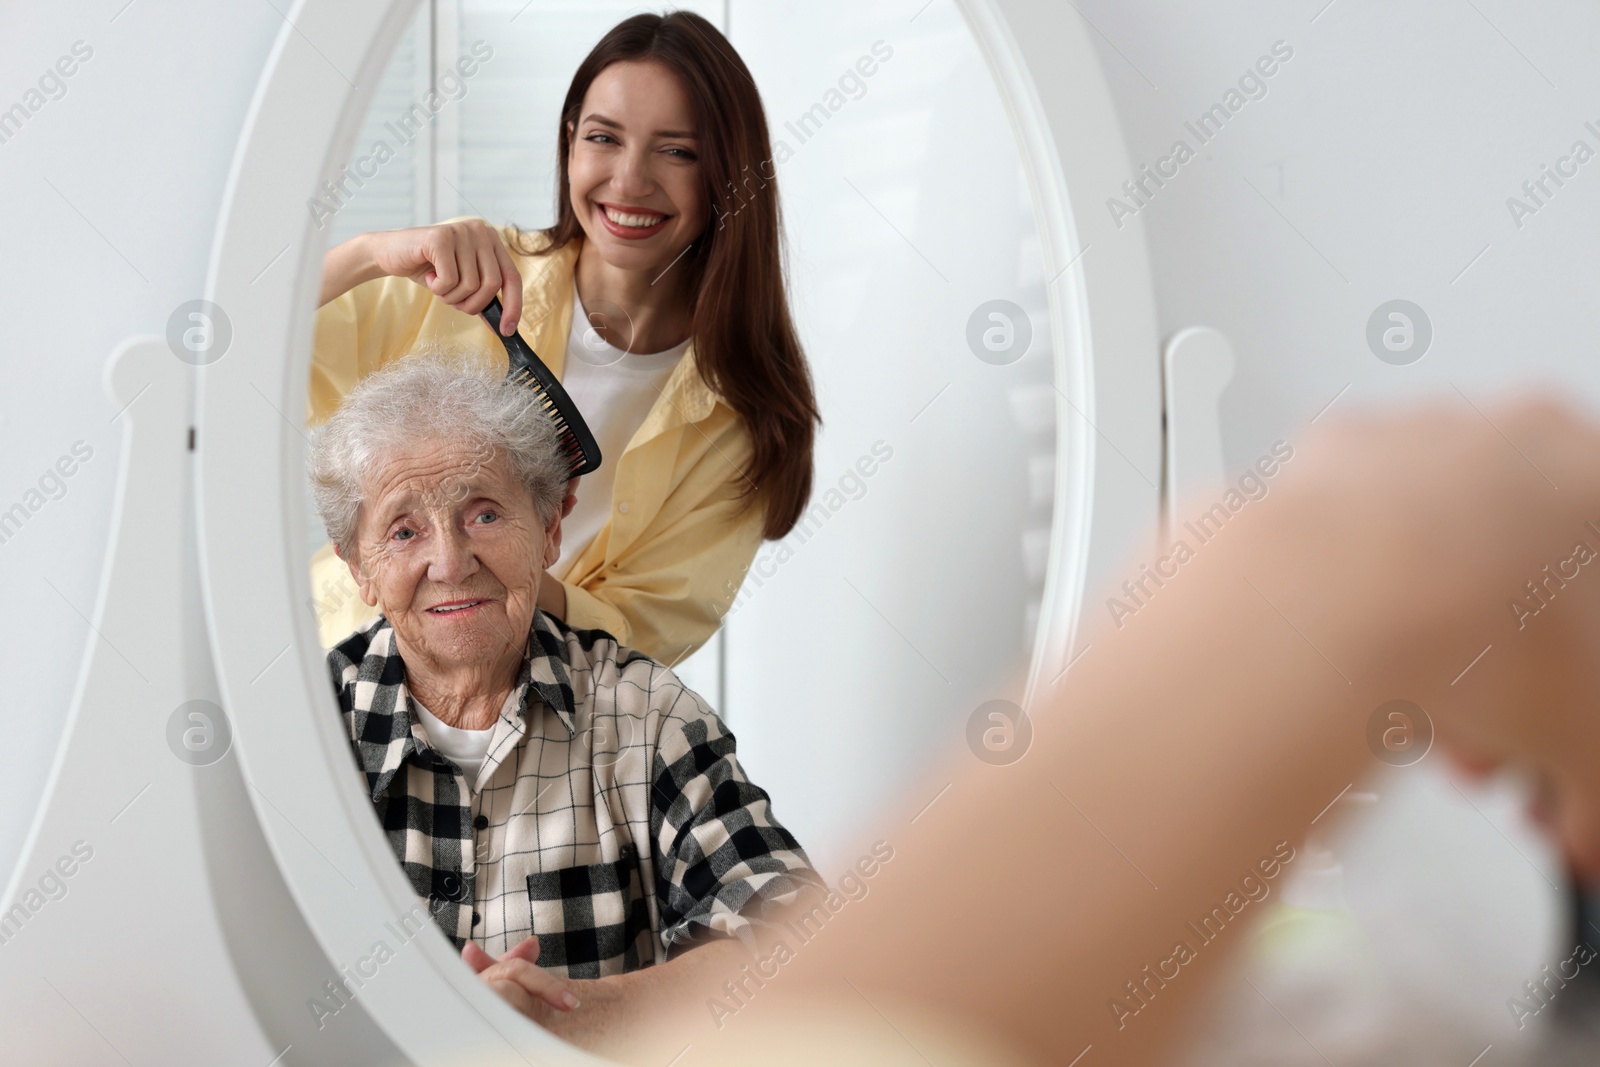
top-left (585, 131), bottom-right (616, 145)
top-left (665, 146), bottom-right (696, 160)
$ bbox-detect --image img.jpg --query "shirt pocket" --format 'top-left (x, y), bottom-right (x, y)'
top-left (525, 841), bottom-right (652, 979)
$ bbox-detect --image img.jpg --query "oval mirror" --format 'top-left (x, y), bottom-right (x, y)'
top-left (195, 0), bottom-right (1159, 1060)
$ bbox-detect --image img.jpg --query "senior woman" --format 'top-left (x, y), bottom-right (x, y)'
top-left (307, 354), bottom-right (821, 1053)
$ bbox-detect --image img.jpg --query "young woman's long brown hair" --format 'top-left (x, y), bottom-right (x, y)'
top-left (509, 11), bottom-right (819, 540)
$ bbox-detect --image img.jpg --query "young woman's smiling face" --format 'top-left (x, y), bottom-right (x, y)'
top-left (566, 59), bottom-right (707, 274)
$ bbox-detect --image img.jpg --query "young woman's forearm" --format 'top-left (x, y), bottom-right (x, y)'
top-left (318, 232), bottom-right (383, 306)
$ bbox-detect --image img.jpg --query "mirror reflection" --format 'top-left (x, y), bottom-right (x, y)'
top-left (301, 2), bottom-right (1053, 1053)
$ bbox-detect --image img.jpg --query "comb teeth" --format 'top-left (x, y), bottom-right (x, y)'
top-left (483, 296), bottom-right (602, 479)
top-left (508, 368), bottom-right (588, 475)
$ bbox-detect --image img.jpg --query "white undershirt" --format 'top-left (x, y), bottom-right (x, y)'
top-left (555, 280), bottom-right (688, 572)
top-left (411, 700), bottom-right (495, 788)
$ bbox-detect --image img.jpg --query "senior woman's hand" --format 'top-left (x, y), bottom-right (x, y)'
top-left (461, 937), bottom-right (582, 1022)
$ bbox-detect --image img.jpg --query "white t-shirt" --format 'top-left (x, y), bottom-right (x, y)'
top-left (411, 700), bottom-right (496, 789)
top-left (555, 280), bottom-right (689, 571)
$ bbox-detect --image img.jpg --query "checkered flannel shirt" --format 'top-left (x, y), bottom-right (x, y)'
top-left (328, 610), bottom-right (823, 978)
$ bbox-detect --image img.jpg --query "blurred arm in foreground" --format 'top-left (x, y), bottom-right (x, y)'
top-left (612, 396), bottom-right (1600, 1066)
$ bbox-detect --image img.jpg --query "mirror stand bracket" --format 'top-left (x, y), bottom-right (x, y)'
top-left (1161, 326), bottom-right (1238, 544)
top-left (0, 338), bottom-right (310, 1062)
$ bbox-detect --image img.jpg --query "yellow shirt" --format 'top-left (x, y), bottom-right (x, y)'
top-left (306, 222), bottom-right (762, 665)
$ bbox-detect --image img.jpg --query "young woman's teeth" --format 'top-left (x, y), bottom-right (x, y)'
top-left (604, 206), bottom-right (664, 228)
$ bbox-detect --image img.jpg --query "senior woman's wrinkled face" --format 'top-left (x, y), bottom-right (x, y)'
top-left (341, 437), bottom-right (559, 672)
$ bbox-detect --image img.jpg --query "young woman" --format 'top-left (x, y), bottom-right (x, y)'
top-left (308, 11), bottom-right (819, 665)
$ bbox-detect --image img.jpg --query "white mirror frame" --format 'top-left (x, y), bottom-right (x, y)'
top-left (969, 0), bottom-right (1163, 702)
top-left (194, 0), bottom-right (1159, 1060)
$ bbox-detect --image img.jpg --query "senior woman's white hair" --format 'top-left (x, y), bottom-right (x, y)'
top-left (307, 353), bottom-right (570, 560)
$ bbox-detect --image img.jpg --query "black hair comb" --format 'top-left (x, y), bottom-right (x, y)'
top-left (480, 296), bottom-right (602, 479)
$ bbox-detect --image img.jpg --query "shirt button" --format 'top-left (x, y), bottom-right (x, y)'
top-left (473, 815), bottom-right (488, 830)
top-left (471, 910), bottom-right (481, 926)
top-left (618, 501), bottom-right (630, 514)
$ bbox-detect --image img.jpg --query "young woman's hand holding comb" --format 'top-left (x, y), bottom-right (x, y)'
top-left (319, 218), bottom-right (525, 336)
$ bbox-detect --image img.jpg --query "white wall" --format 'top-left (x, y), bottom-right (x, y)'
top-left (0, 0), bottom-right (284, 899)
top-left (1086, 0), bottom-right (1600, 455)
